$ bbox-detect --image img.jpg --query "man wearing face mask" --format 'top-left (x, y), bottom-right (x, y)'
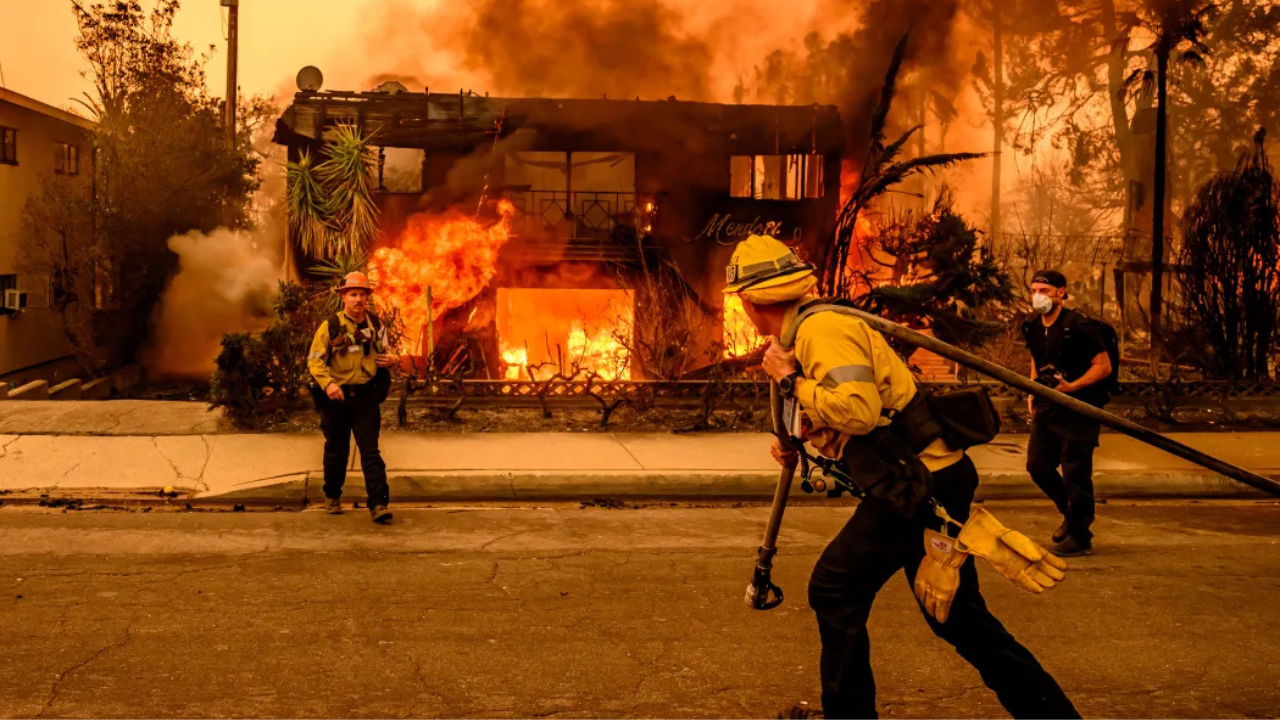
top-left (1021, 270), bottom-right (1114, 556)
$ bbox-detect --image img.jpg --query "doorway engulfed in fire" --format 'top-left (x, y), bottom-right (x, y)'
top-left (273, 81), bottom-right (844, 380)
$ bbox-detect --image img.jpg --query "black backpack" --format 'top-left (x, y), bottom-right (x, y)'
top-left (1064, 311), bottom-right (1121, 394)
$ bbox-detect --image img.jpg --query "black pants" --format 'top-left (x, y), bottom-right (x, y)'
top-left (319, 383), bottom-right (389, 508)
top-left (1026, 411), bottom-right (1099, 544)
top-left (808, 456), bottom-right (1078, 719)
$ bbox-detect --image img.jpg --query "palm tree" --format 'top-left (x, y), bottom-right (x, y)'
top-left (823, 33), bottom-right (986, 298)
top-left (284, 122), bottom-right (381, 260)
top-left (1139, 0), bottom-right (1216, 351)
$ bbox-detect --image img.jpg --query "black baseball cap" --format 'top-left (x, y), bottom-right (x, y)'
top-left (1032, 270), bottom-right (1067, 288)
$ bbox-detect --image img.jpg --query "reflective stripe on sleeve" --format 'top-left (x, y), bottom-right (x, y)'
top-left (819, 364), bottom-right (875, 389)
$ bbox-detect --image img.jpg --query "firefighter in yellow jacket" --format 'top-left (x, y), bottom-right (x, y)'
top-left (308, 272), bottom-right (400, 524)
top-left (724, 235), bottom-right (1077, 719)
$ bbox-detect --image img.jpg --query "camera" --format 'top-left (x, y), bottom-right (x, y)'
top-left (1035, 364), bottom-right (1062, 389)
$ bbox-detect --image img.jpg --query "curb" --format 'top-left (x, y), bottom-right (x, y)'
top-left (1, 470), bottom-right (1270, 508)
top-left (194, 468), bottom-right (1271, 504)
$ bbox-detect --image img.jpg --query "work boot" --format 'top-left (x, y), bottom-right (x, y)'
top-left (1051, 519), bottom-right (1069, 544)
top-left (370, 505), bottom-right (393, 524)
top-left (1051, 535), bottom-right (1092, 557)
top-left (777, 702), bottom-right (823, 719)
top-left (325, 497), bottom-right (343, 515)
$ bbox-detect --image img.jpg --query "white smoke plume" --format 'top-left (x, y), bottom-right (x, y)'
top-left (142, 226), bottom-right (283, 379)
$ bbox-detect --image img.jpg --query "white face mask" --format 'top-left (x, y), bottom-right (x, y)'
top-left (1032, 293), bottom-right (1055, 315)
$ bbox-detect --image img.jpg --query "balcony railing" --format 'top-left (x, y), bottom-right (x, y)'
top-left (502, 190), bottom-right (657, 240)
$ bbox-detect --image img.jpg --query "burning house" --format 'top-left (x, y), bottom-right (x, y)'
top-left (273, 73), bottom-right (844, 380)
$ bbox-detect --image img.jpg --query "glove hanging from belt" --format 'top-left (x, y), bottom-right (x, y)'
top-left (913, 528), bottom-right (968, 623)
top-left (954, 507), bottom-right (1068, 593)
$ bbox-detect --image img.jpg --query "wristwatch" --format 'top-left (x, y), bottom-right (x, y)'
top-left (778, 371), bottom-right (802, 398)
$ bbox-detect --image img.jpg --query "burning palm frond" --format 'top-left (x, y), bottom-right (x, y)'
top-left (822, 32), bottom-right (987, 299)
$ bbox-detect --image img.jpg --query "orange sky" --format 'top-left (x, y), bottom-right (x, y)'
top-left (0, 0), bottom-right (444, 111)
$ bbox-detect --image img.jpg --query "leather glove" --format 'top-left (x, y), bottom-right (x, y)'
top-left (914, 529), bottom-right (968, 623)
top-left (956, 507), bottom-right (1068, 593)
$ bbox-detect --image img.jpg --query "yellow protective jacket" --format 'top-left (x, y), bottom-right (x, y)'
top-left (782, 300), bottom-right (962, 472)
top-left (307, 312), bottom-right (387, 390)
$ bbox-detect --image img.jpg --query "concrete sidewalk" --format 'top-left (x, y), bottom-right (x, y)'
top-left (0, 428), bottom-right (1275, 504)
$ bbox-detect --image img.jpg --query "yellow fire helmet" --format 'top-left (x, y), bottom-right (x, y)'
top-left (723, 234), bottom-right (816, 303)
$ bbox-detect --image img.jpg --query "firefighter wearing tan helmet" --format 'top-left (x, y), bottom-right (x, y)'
top-left (724, 235), bottom-right (1077, 719)
top-left (307, 271), bottom-right (400, 524)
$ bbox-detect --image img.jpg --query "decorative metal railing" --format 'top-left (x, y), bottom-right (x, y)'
top-left (502, 190), bottom-right (657, 240)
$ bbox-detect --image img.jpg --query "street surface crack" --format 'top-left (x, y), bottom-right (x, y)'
top-left (153, 437), bottom-right (185, 486)
top-left (0, 436), bottom-right (18, 459)
top-left (37, 619), bottom-right (135, 718)
top-left (479, 531), bottom-right (528, 551)
top-left (58, 459), bottom-right (87, 484)
top-left (195, 436), bottom-right (216, 491)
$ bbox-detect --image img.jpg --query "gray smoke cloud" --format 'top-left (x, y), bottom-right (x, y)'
top-left (142, 226), bottom-right (283, 379)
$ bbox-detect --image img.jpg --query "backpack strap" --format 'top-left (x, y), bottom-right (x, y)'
top-left (324, 314), bottom-right (343, 364)
top-left (778, 297), bottom-right (857, 350)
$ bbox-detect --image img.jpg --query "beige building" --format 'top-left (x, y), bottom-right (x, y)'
top-left (0, 88), bottom-right (93, 383)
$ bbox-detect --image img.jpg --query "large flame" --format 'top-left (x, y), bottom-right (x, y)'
top-left (723, 295), bottom-right (767, 358)
top-left (497, 288), bottom-right (633, 380)
top-left (369, 200), bottom-right (516, 353)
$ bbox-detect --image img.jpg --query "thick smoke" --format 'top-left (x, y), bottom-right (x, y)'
top-left (141, 226), bottom-right (282, 379)
top-left (344, 0), bottom-right (972, 162)
top-left (452, 0), bottom-right (714, 100)
top-left (347, 0), bottom-right (837, 102)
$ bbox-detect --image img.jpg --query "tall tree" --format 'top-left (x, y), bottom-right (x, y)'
top-left (1177, 128), bottom-right (1279, 379)
top-left (1140, 0), bottom-right (1216, 348)
top-left (20, 1), bottom-right (264, 371)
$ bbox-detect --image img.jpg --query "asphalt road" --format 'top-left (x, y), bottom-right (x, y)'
top-left (0, 500), bottom-right (1277, 719)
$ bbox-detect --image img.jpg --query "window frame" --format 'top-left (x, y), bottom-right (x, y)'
top-left (729, 153), bottom-right (824, 201)
top-left (0, 274), bottom-right (17, 313)
top-left (54, 142), bottom-right (80, 176)
top-left (0, 127), bottom-right (17, 165)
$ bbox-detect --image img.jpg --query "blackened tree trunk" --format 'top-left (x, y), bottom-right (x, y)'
top-left (1150, 43), bottom-right (1170, 350)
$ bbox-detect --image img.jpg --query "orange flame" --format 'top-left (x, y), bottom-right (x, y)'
top-left (501, 347), bottom-right (529, 379)
top-left (839, 159), bottom-right (859, 208)
top-left (369, 200), bottom-right (516, 353)
top-left (496, 288), bottom-right (632, 380)
top-left (723, 294), bottom-right (767, 358)
top-left (566, 320), bottom-right (632, 380)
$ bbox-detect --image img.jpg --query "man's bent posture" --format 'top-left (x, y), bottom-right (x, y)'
top-left (724, 235), bottom-right (1077, 719)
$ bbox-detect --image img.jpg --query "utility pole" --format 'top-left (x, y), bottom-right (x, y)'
top-left (991, 0), bottom-right (1003, 241)
top-left (222, 0), bottom-right (239, 144)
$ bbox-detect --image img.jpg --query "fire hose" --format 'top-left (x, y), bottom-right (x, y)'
top-left (744, 381), bottom-right (797, 611)
top-left (746, 307), bottom-right (1280, 611)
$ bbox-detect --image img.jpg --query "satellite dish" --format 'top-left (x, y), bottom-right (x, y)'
top-left (296, 66), bottom-right (324, 93)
